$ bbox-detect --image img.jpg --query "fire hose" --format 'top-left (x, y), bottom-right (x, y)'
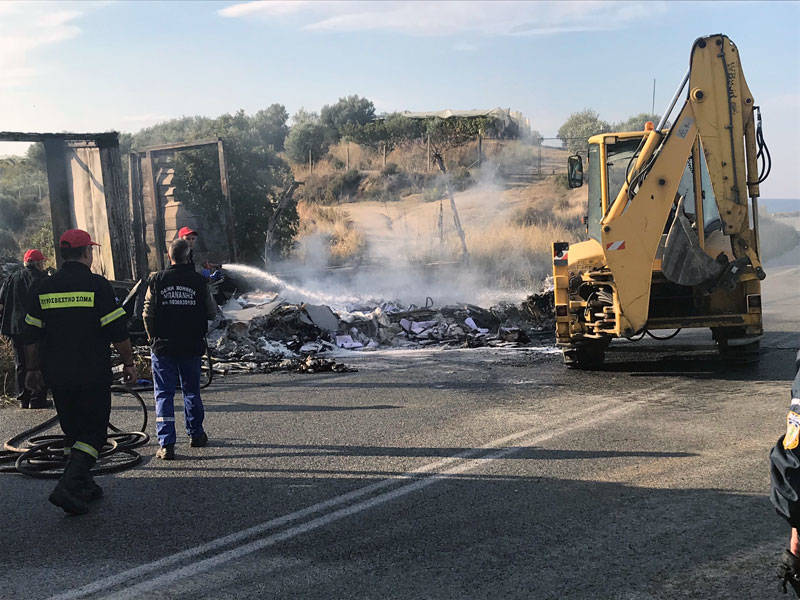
top-left (0, 385), bottom-right (149, 478)
top-left (2, 341), bottom-right (215, 476)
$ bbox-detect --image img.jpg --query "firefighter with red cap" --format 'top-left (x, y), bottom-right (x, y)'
top-left (23, 229), bottom-right (136, 515)
top-left (0, 249), bottom-right (49, 408)
top-left (178, 226), bottom-right (198, 266)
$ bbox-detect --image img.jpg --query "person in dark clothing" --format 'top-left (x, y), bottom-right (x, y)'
top-left (178, 226), bottom-right (198, 249)
top-left (24, 229), bottom-right (136, 515)
top-left (0, 249), bottom-right (49, 408)
top-left (143, 238), bottom-right (216, 460)
top-left (770, 349), bottom-right (800, 595)
top-left (178, 226), bottom-right (198, 268)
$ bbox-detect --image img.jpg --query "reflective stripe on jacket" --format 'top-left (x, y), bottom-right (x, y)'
top-left (23, 261), bottom-right (128, 387)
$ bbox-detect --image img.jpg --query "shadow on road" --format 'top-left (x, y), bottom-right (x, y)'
top-left (147, 444), bottom-right (696, 463)
top-left (204, 403), bottom-right (401, 413)
top-left (3, 469), bottom-right (784, 600)
top-left (597, 344), bottom-right (796, 383)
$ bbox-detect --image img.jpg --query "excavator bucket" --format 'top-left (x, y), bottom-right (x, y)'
top-left (662, 196), bottom-right (723, 286)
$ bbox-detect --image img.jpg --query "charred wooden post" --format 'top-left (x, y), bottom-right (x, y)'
top-left (432, 152), bottom-right (469, 263)
top-left (42, 138), bottom-right (71, 267)
top-left (97, 139), bottom-right (133, 280)
top-left (217, 140), bottom-right (237, 262)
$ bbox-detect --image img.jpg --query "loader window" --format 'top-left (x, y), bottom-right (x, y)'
top-left (676, 157), bottom-right (696, 216)
top-left (587, 144), bottom-right (602, 240)
top-left (605, 138), bottom-right (642, 213)
top-left (697, 145), bottom-right (721, 232)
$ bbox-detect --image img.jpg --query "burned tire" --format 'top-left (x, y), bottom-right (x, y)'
top-left (562, 341), bottom-right (608, 370)
top-left (717, 339), bottom-right (761, 364)
top-left (712, 327), bottom-right (761, 365)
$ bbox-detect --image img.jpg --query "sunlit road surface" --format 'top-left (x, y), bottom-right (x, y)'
top-left (1, 264), bottom-right (797, 600)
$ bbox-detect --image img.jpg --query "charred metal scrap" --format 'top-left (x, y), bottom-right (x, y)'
top-left (204, 291), bottom-right (555, 374)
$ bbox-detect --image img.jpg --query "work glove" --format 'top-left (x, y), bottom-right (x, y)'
top-left (779, 549), bottom-right (800, 596)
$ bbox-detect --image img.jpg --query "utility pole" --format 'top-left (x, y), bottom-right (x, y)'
top-left (537, 139), bottom-right (542, 177)
top-left (652, 78), bottom-right (656, 115)
top-left (426, 135), bottom-right (431, 173)
top-left (308, 148), bottom-right (313, 174)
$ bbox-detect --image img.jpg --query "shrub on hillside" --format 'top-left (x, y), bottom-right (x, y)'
top-left (285, 122), bottom-right (331, 164)
top-left (422, 186), bottom-right (443, 203)
top-left (295, 203), bottom-right (367, 266)
top-left (451, 167), bottom-right (473, 191)
top-left (298, 170), bottom-right (363, 204)
top-left (554, 173), bottom-right (570, 189)
top-left (381, 162), bottom-right (400, 176)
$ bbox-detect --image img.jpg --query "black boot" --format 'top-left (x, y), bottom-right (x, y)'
top-left (78, 472), bottom-right (103, 502)
top-left (49, 451), bottom-right (94, 515)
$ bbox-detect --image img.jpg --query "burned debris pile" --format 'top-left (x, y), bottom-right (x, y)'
top-left (205, 290), bottom-right (555, 375)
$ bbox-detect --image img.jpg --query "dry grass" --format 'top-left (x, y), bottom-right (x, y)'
top-left (470, 221), bottom-right (579, 288)
top-left (295, 202), bottom-right (367, 265)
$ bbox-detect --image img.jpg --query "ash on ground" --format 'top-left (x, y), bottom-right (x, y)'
top-left (205, 290), bottom-right (555, 376)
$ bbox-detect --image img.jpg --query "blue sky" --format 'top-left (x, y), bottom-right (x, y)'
top-left (1, 0), bottom-right (798, 198)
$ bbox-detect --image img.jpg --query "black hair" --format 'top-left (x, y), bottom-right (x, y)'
top-left (169, 238), bottom-right (191, 264)
top-left (60, 246), bottom-right (86, 261)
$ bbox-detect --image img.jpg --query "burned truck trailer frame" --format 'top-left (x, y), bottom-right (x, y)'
top-left (128, 138), bottom-right (237, 274)
top-left (1, 131), bottom-right (236, 284)
top-left (0, 131), bottom-right (134, 281)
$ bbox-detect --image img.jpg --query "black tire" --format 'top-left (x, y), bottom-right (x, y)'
top-left (712, 327), bottom-right (761, 365)
top-left (717, 339), bottom-right (761, 364)
top-left (562, 341), bottom-right (607, 370)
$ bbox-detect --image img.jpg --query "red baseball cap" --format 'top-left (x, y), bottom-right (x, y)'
top-left (178, 226), bottom-right (198, 238)
top-left (23, 249), bottom-right (46, 262)
top-left (59, 229), bottom-right (100, 248)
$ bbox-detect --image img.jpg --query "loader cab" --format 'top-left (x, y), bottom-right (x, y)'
top-left (583, 132), bottom-right (725, 246)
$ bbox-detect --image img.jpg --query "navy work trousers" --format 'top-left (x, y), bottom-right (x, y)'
top-left (52, 385), bottom-right (111, 456)
top-left (151, 353), bottom-right (205, 447)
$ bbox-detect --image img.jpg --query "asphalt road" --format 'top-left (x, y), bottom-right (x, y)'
top-left (1, 265), bottom-right (797, 600)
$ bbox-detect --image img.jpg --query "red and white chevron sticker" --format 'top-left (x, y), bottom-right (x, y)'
top-left (606, 240), bottom-right (626, 251)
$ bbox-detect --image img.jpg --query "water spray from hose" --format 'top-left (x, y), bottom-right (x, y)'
top-left (223, 264), bottom-right (364, 307)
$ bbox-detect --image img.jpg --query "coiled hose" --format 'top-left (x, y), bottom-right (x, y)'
top-left (0, 385), bottom-right (149, 478)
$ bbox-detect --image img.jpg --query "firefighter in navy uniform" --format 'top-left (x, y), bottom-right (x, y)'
top-left (23, 229), bottom-right (136, 515)
top-left (770, 349), bottom-right (800, 595)
top-left (143, 238), bottom-right (216, 459)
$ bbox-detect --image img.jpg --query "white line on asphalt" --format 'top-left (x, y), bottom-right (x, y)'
top-left (110, 401), bottom-right (640, 599)
top-left (49, 397), bottom-right (635, 600)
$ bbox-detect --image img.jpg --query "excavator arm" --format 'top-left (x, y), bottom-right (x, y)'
top-left (599, 34), bottom-right (765, 335)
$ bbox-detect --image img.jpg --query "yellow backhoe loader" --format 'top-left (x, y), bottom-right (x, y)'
top-left (553, 33), bottom-right (771, 368)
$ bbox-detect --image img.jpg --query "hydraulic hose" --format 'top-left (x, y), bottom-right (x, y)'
top-left (625, 328), bottom-right (682, 341)
top-left (0, 385), bottom-right (150, 478)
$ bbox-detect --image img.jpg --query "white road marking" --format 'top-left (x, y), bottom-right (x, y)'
top-left (49, 398), bottom-right (638, 600)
